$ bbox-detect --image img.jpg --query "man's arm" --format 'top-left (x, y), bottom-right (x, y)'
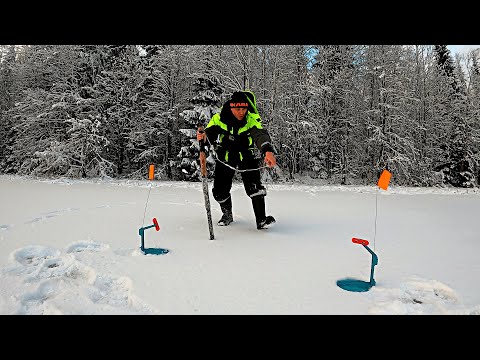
top-left (250, 127), bottom-right (275, 155)
top-left (250, 127), bottom-right (277, 168)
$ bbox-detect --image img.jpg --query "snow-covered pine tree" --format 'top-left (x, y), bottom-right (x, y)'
top-left (0, 45), bottom-right (17, 172)
top-left (176, 46), bottom-right (224, 181)
top-left (432, 45), bottom-right (475, 187)
top-left (468, 51), bottom-right (480, 185)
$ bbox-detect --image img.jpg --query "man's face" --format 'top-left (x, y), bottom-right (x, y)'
top-left (231, 107), bottom-right (248, 121)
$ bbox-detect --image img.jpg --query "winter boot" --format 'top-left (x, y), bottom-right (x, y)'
top-left (256, 216), bottom-right (276, 230)
top-left (252, 195), bottom-right (276, 230)
top-left (218, 196), bottom-right (233, 226)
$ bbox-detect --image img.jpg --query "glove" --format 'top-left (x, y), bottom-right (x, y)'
top-left (197, 129), bottom-right (206, 142)
top-left (264, 151), bottom-right (276, 168)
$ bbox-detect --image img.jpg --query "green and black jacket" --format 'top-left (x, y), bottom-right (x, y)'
top-left (204, 97), bottom-right (275, 166)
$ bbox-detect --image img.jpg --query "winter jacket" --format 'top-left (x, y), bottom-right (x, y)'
top-left (204, 103), bottom-right (275, 165)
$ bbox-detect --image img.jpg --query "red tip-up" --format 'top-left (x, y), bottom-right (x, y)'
top-left (153, 218), bottom-right (160, 231)
top-left (352, 237), bottom-right (369, 246)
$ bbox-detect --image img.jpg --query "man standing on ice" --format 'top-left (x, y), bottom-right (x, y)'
top-left (197, 90), bottom-right (277, 230)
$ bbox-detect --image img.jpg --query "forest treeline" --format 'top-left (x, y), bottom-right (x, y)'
top-left (0, 45), bottom-right (479, 187)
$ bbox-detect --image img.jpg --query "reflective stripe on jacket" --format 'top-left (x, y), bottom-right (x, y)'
top-left (205, 111), bottom-right (272, 164)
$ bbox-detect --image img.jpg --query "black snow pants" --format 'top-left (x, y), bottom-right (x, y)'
top-left (211, 157), bottom-right (267, 222)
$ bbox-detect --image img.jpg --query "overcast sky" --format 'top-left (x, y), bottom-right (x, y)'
top-left (447, 45), bottom-right (480, 56)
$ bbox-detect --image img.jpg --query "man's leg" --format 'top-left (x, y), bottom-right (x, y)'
top-left (212, 161), bottom-right (235, 226)
top-left (241, 165), bottom-right (275, 229)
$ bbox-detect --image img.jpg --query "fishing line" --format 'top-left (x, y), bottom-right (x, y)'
top-left (373, 188), bottom-right (379, 252)
top-left (142, 185), bottom-right (152, 226)
top-left (373, 169), bottom-right (392, 252)
top-left (205, 136), bottom-right (269, 172)
top-left (141, 164), bottom-right (155, 226)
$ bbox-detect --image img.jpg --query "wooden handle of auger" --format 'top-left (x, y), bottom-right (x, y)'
top-left (200, 152), bottom-right (207, 177)
top-left (198, 126), bottom-right (207, 177)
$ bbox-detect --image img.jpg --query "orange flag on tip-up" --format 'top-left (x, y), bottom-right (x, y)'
top-left (148, 164), bottom-right (155, 180)
top-left (377, 169), bottom-right (392, 190)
